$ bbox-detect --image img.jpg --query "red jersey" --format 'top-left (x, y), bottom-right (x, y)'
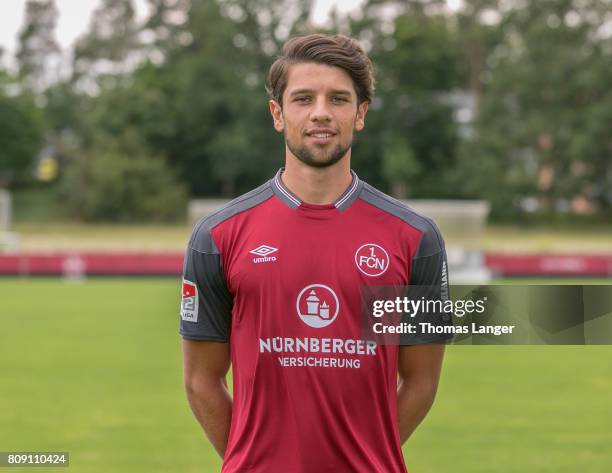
top-left (180, 169), bottom-right (449, 473)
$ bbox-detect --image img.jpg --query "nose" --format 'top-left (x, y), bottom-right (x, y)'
top-left (310, 96), bottom-right (332, 122)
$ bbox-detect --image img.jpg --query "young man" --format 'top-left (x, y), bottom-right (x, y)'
top-left (180, 34), bottom-right (449, 473)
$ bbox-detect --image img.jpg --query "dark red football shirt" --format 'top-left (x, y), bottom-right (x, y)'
top-left (180, 169), bottom-right (449, 473)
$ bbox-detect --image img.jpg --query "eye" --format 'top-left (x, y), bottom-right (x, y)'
top-left (294, 96), bottom-right (311, 103)
top-left (332, 96), bottom-right (349, 104)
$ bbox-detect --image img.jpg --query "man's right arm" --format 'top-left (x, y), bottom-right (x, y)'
top-left (180, 223), bottom-right (234, 457)
top-left (182, 339), bottom-right (232, 458)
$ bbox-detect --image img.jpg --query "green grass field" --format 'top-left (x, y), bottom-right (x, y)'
top-left (1, 278), bottom-right (611, 472)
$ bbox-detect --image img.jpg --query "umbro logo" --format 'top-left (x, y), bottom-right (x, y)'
top-left (250, 245), bottom-right (278, 264)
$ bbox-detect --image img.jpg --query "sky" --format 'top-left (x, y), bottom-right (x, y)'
top-left (0, 0), bottom-right (368, 68)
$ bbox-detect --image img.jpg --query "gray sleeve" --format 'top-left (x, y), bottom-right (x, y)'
top-left (401, 220), bottom-right (452, 345)
top-left (179, 226), bottom-right (232, 341)
top-left (409, 218), bottom-right (449, 297)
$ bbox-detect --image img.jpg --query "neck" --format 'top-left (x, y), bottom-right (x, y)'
top-left (281, 151), bottom-right (353, 205)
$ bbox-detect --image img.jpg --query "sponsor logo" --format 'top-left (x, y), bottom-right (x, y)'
top-left (355, 243), bottom-right (390, 277)
top-left (250, 245), bottom-right (278, 263)
top-left (181, 280), bottom-right (198, 322)
top-left (296, 284), bottom-right (340, 328)
top-left (259, 337), bottom-right (378, 369)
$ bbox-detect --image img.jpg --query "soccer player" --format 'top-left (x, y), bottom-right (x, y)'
top-left (180, 34), bottom-right (450, 473)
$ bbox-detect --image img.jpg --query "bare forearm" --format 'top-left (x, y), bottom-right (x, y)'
top-left (186, 381), bottom-right (233, 458)
top-left (397, 381), bottom-right (437, 444)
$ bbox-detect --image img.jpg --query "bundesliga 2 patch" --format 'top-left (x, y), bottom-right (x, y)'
top-left (181, 280), bottom-right (198, 322)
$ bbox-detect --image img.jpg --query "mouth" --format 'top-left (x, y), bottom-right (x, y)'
top-left (305, 129), bottom-right (337, 143)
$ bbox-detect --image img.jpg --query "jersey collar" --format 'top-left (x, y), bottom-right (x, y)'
top-left (271, 168), bottom-right (363, 212)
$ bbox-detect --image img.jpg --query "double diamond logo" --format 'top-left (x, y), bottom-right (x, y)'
top-left (250, 245), bottom-right (278, 257)
top-left (250, 245), bottom-right (278, 263)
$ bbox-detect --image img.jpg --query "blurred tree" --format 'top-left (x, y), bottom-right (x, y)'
top-left (455, 0), bottom-right (504, 117)
top-left (44, 81), bottom-right (81, 132)
top-left (16, 0), bottom-right (61, 91)
top-left (141, 0), bottom-right (191, 59)
top-left (469, 0), bottom-right (612, 217)
top-left (219, 0), bottom-right (315, 67)
top-left (73, 0), bottom-right (141, 88)
top-left (42, 80), bottom-right (90, 185)
top-left (171, 0), bottom-right (274, 195)
top-left (0, 72), bottom-right (45, 188)
top-left (18, 0), bottom-right (606, 222)
top-left (381, 135), bottom-right (420, 198)
top-left (60, 129), bottom-right (187, 221)
top-left (95, 0), bottom-right (313, 197)
top-left (352, 5), bottom-right (463, 197)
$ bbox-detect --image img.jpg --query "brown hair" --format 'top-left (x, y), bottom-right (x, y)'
top-left (266, 34), bottom-right (375, 106)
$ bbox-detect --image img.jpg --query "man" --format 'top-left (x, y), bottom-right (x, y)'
top-left (180, 34), bottom-right (449, 473)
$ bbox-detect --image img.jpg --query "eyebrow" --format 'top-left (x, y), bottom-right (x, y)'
top-left (289, 88), bottom-right (353, 97)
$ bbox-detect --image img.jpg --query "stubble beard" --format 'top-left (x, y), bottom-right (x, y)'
top-left (285, 131), bottom-right (353, 169)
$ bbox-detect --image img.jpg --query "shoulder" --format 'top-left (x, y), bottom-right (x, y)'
top-left (189, 181), bottom-right (274, 253)
top-left (358, 181), bottom-right (445, 256)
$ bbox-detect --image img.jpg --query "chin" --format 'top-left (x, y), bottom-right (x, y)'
top-left (287, 142), bottom-right (350, 169)
top-left (302, 152), bottom-right (347, 168)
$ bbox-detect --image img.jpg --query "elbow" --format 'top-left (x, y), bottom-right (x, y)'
top-left (184, 373), bottom-right (208, 399)
top-left (400, 377), bottom-right (440, 407)
top-left (184, 376), bottom-right (200, 399)
top-left (184, 372), bottom-right (224, 400)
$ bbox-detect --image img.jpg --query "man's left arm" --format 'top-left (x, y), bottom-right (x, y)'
top-left (397, 343), bottom-right (445, 444)
top-left (398, 217), bottom-right (450, 443)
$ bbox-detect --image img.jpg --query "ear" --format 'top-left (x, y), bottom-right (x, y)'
top-left (269, 100), bottom-right (284, 132)
top-left (354, 101), bottom-right (369, 132)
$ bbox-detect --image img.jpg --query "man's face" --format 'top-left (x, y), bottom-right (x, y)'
top-left (269, 62), bottom-right (368, 168)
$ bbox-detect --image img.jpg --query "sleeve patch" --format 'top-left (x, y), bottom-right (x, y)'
top-left (181, 279), bottom-right (199, 322)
